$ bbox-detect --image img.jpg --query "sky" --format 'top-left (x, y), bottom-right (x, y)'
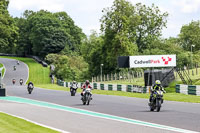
top-left (8, 0), bottom-right (200, 38)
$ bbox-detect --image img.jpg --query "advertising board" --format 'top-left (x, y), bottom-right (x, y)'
top-left (129, 55), bottom-right (176, 68)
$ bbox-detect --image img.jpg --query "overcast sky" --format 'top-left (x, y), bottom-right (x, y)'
top-left (8, 0), bottom-right (200, 38)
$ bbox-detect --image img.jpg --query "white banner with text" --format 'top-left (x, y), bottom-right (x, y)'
top-left (129, 55), bottom-right (176, 68)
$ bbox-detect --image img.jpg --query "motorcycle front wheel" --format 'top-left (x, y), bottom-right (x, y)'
top-left (87, 94), bottom-right (91, 105)
top-left (156, 99), bottom-right (161, 112)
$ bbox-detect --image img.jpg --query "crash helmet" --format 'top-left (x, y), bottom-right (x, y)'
top-left (155, 80), bottom-right (161, 86)
top-left (73, 81), bottom-right (76, 84)
top-left (85, 80), bottom-right (90, 85)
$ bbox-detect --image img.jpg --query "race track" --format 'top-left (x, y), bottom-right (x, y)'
top-left (0, 58), bottom-right (200, 133)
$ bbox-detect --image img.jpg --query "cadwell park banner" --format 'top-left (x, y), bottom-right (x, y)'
top-left (129, 55), bottom-right (176, 68)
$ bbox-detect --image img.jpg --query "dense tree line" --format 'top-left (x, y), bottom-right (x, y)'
top-left (1, 0), bottom-right (200, 81)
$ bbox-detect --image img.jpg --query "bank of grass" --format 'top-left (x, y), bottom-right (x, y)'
top-left (36, 84), bottom-right (200, 103)
top-left (98, 77), bottom-right (144, 86)
top-left (0, 63), bottom-right (5, 76)
top-left (0, 112), bottom-right (59, 133)
top-left (0, 56), bottom-right (50, 84)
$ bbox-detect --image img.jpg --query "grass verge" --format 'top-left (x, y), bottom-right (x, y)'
top-left (0, 56), bottom-right (51, 84)
top-left (0, 63), bottom-right (5, 77)
top-left (0, 112), bottom-right (59, 133)
top-left (36, 84), bottom-right (200, 103)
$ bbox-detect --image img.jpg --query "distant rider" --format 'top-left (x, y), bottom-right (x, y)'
top-left (149, 80), bottom-right (165, 103)
top-left (19, 79), bottom-right (23, 85)
top-left (81, 80), bottom-right (92, 99)
top-left (70, 81), bottom-right (78, 90)
top-left (12, 79), bottom-right (16, 85)
top-left (13, 66), bottom-right (16, 71)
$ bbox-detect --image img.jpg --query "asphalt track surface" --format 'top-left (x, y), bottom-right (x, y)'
top-left (0, 58), bottom-right (200, 133)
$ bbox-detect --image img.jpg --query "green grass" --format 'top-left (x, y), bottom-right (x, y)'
top-left (98, 77), bottom-right (144, 86)
top-left (36, 84), bottom-right (200, 103)
top-left (0, 112), bottom-right (59, 133)
top-left (0, 56), bottom-right (51, 85)
top-left (0, 63), bottom-right (5, 77)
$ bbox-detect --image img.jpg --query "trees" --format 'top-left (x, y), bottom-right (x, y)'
top-left (97, 0), bottom-right (168, 74)
top-left (179, 21), bottom-right (200, 52)
top-left (54, 12), bottom-right (85, 54)
top-left (0, 0), bottom-right (18, 53)
top-left (135, 3), bottom-right (168, 51)
top-left (100, 0), bottom-right (138, 73)
top-left (15, 10), bottom-right (85, 57)
top-left (45, 54), bottom-right (89, 81)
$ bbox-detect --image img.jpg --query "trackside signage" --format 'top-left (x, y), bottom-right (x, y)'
top-left (129, 55), bottom-right (176, 68)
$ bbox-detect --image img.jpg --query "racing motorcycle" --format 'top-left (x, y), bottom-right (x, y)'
top-left (70, 84), bottom-right (78, 96)
top-left (82, 88), bottom-right (92, 105)
top-left (27, 84), bottom-right (34, 94)
top-left (19, 79), bottom-right (23, 85)
top-left (12, 79), bottom-right (16, 85)
top-left (149, 90), bottom-right (164, 112)
top-left (13, 66), bottom-right (16, 71)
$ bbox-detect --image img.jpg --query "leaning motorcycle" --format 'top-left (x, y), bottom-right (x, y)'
top-left (27, 84), bottom-right (34, 94)
top-left (82, 88), bottom-right (92, 105)
top-left (70, 85), bottom-right (78, 96)
top-left (149, 90), bottom-right (164, 112)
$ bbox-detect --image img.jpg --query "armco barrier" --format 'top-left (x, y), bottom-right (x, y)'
top-left (117, 85), bottom-right (122, 91)
top-left (176, 84), bottom-right (180, 93)
top-left (188, 85), bottom-right (196, 95)
top-left (127, 85), bottom-right (132, 92)
top-left (56, 79), bottom-right (148, 93)
top-left (108, 84), bottom-right (113, 91)
top-left (93, 83), bottom-right (97, 89)
top-left (100, 84), bottom-right (104, 90)
top-left (176, 84), bottom-right (200, 96)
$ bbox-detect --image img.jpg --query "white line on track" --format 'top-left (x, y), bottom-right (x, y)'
top-left (0, 111), bottom-right (70, 133)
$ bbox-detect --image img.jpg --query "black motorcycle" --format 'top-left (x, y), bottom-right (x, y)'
top-left (27, 84), bottom-right (34, 94)
top-left (82, 88), bottom-right (92, 105)
top-left (70, 85), bottom-right (78, 96)
top-left (149, 90), bottom-right (164, 112)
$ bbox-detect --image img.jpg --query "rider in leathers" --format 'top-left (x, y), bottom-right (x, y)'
top-left (81, 80), bottom-right (92, 99)
top-left (149, 80), bottom-right (165, 103)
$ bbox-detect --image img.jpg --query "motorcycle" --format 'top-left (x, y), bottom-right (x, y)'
top-left (13, 66), bottom-right (16, 71)
top-left (17, 61), bottom-right (20, 65)
top-left (12, 79), bottom-right (16, 85)
top-left (82, 88), bottom-right (92, 105)
top-left (149, 90), bottom-right (164, 112)
top-left (19, 79), bottom-right (23, 85)
top-left (70, 84), bottom-right (78, 96)
top-left (27, 84), bottom-right (34, 94)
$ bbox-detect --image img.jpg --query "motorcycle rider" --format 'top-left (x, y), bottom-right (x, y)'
top-left (13, 66), bottom-right (16, 71)
top-left (19, 79), bottom-right (23, 85)
top-left (149, 80), bottom-right (165, 103)
top-left (70, 81), bottom-right (78, 91)
top-left (81, 80), bottom-right (92, 99)
top-left (28, 81), bottom-right (34, 89)
top-left (12, 79), bottom-right (16, 85)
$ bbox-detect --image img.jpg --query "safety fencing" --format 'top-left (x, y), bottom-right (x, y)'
top-left (176, 84), bottom-right (200, 96)
top-left (57, 79), bottom-right (149, 93)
